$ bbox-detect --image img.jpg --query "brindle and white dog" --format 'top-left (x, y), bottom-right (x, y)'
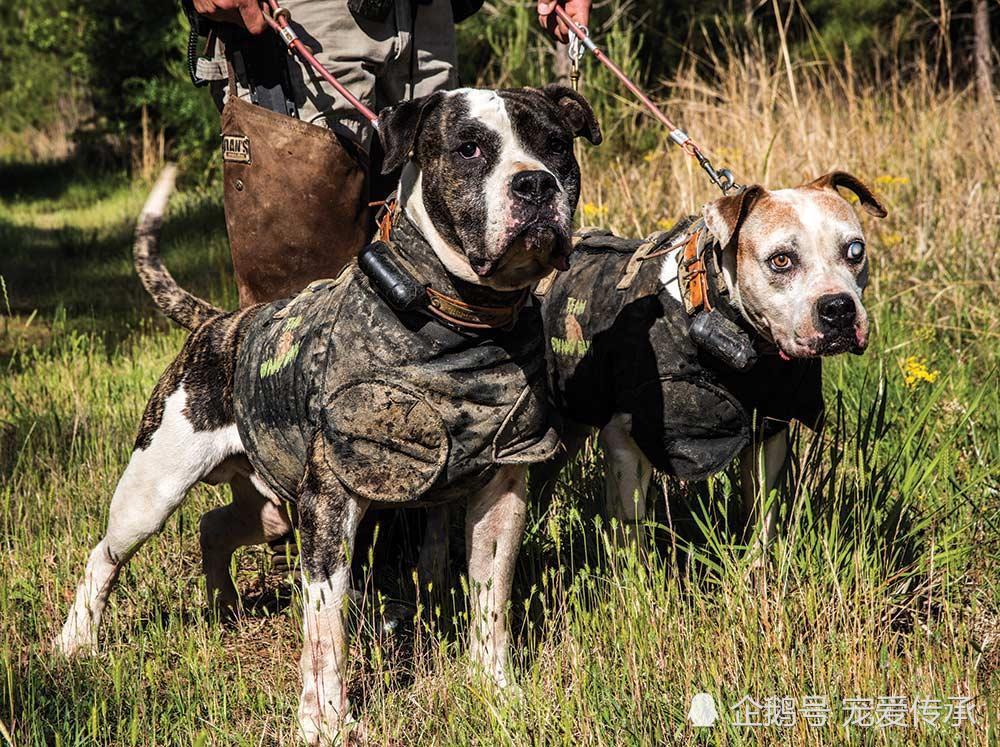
top-left (54, 85), bottom-right (601, 743)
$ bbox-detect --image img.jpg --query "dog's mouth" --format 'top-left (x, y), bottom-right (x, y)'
top-left (470, 221), bottom-right (572, 279)
top-left (816, 333), bottom-right (862, 356)
top-left (512, 222), bottom-right (573, 271)
top-left (775, 328), bottom-right (868, 360)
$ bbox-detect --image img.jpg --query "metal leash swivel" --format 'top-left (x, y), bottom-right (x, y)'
top-left (552, 5), bottom-right (740, 195)
top-left (566, 25), bottom-right (586, 92)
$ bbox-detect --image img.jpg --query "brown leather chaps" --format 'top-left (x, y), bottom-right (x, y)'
top-left (221, 96), bottom-right (370, 306)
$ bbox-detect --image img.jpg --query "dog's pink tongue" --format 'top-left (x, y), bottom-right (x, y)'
top-left (778, 349), bottom-right (791, 361)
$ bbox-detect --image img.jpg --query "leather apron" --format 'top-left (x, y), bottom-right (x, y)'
top-left (221, 90), bottom-right (371, 306)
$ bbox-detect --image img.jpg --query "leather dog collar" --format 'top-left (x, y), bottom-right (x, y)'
top-left (425, 286), bottom-right (528, 330)
top-left (374, 199), bottom-right (530, 331)
top-left (672, 220), bottom-right (735, 318)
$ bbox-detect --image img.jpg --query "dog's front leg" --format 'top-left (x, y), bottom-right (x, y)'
top-left (599, 414), bottom-right (653, 549)
top-left (739, 428), bottom-right (790, 559)
top-left (296, 458), bottom-right (369, 745)
top-left (416, 506), bottom-right (450, 594)
top-left (465, 465), bottom-right (528, 687)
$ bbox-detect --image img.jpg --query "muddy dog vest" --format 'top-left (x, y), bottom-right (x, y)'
top-left (234, 215), bottom-right (560, 505)
top-left (541, 229), bottom-right (824, 481)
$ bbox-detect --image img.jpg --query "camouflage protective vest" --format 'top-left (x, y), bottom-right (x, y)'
top-left (541, 229), bottom-right (824, 481)
top-left (233, 217), bottom-right (559, 505)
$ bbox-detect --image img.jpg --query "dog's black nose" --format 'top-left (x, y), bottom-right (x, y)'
top-left (511, 170), bottom-right (557, 205)
top-left (816, 293), bottom-right (857, 331)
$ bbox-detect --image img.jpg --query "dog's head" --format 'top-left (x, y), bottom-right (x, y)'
top-left (379, 86), bottom-right (601, 291)
top-left (702, 171), bottom-right (887, 358)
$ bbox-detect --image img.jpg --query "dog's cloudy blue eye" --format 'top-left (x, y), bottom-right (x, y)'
top-left (457, 142), bottom-right (481, 159)
top-left (846, 240), bottom-right (865, 262)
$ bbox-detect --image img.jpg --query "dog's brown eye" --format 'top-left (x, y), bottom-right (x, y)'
top-left (457, 142), bottom-right (481, 159)
top-left (845, 240), bottom-right (865, 262)
top-left (768, 253), bottom-right (793, 272)
top-left (548, 137), bottom-right (570, 155)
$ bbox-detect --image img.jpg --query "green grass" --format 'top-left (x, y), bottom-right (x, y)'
top-left (2, 78), bottom-right (1000, 746)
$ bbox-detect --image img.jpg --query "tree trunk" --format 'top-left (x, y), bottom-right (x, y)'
top-left (973, 0), bottom-right (994, 101)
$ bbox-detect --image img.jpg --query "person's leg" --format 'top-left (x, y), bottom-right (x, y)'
top-left (282, 0), bottom-right (397, 149)
top-left (378, 0), bottom-right (458, 108)
top-left (217, 0), bottom-right (395, 149)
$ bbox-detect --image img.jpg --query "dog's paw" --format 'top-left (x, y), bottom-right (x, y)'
top-left (51, 630), bottom-right (96, 658)
top-left (298, 709), bottom-right (358, 746)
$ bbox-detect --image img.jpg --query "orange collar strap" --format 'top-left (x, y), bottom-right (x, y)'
top-left (678, 227), bottom-right (712, 315)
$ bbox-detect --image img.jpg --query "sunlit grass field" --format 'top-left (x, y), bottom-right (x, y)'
top-left (2, 35), bottom-right (999, 745)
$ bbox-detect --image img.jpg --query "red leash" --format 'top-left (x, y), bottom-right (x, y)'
top-left (261, 1), bottom-right (380, 128)
top-left (257, 2), bottom-right (733, 192)
top-left (553, 5), bottom-right (737, 194)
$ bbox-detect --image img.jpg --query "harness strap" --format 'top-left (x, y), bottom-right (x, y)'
top-left (617, 230), bottom-right (673, 290)
top-left (534, 270), bottom-right (558, 297)
top-left (376, 199), bottom-right (394, 243)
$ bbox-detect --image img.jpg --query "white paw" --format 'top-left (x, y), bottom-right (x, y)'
top-left (298, 700), bottom-right (355, 745)
top-left (52, 629), bottom-right (95, 658)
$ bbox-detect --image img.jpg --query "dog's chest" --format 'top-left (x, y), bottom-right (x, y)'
top-left (233, 269), bottom-right (558, 504)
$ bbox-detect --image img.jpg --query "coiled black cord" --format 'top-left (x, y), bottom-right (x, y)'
top-left (181, 0), bottom-right (210, 87)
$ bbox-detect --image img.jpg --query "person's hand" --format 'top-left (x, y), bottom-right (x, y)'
top-left (537, 0), bottom-right (590, 44)
top-left (192, 0), bottom-right (267, 35)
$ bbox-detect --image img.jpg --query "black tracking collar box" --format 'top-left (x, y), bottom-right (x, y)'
top-left (540, 229), bottom-right (824, 481)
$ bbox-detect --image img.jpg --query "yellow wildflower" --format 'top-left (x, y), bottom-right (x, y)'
top-left (656, 217), bottom-right (676, 231)
top-left (874, 175), bottom-right (910, 187)
top-left (901, 356), bottom-right (939, 388)
top-left (581, 201), bottom-right (607, 222)
top-left (882, 232), bottom-right (903, 247)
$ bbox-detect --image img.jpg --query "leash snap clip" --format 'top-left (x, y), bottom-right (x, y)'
top-left (567, 24), bottom-right (587, 91)
top-left (716, 168), bottom-right (739, 194)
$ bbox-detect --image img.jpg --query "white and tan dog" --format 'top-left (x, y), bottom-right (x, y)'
top-left (536, 172), bottom-right (888, 550)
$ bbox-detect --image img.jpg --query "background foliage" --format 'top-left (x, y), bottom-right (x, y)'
top-left (1, 0), bottom-right (997, 169)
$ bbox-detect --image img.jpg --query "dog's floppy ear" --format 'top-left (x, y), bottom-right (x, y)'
top-left (807, 171), bottom-right (888, 218)
top-left (541, 84), bottom-right (602, 145)
top-left (703, 185), bottom-right (765, 250)
top-left (377, 92), bottom-right (446, 175)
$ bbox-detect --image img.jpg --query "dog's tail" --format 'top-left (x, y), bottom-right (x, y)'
top-left (134, 165), bottom-right (223, 330)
